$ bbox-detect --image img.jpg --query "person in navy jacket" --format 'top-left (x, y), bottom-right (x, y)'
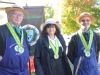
top-left (68, 12), bottom-right (100, 75)
top-left (34, 18), bottom-right (72, 75)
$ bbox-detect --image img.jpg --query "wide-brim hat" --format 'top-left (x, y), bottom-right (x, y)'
top-left (40, 18), bottom-right (61, 31)
top-left (76, 12), bottom-right (94, 24)
top-left (5, 4), bottom-right (28, 16)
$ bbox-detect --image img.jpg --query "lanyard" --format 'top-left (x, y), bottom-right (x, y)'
top-left (78, 29), bottom-right (93, 51)
top-left (6, 22), bottom-right (24, 47)
top-left (49, 39), bottom-right (59, 55)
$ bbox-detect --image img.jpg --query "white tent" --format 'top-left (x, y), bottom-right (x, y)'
top-left (0, 1), bottom-right (15, 25)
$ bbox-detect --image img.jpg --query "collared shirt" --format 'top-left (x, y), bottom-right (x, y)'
top-left (48, 35), bottom-right (63, 51)
top-left (9, 22), bottom-right (22, 37)
top-left (81, 29), bottom-right (90, 44)
top-left (9, 22), bottom-right (22, 28)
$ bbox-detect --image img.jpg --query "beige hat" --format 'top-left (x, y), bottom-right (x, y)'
top-left (76, 12), bottom-right (94, 24)
top-left (5, 4), bottom-right (28, 16)
top-left (40, 18), bottom-right (61, 31)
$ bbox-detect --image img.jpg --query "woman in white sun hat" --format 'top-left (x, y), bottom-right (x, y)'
top-left (68, 12), bottom-right (100, 75)
top-left (34, 18), bottom-right (72, 75)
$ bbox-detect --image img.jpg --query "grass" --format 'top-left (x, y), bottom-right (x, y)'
top-left (29, 73), bottom-right (35, 75)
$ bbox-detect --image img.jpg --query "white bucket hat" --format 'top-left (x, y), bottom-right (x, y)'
top-left (5, 4), bottom-right (28, 16)
top-left (40, 18), bottom-right (61, 31)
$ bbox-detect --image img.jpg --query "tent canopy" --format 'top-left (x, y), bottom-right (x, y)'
top-left (0, 1), bottom-right (15, 9)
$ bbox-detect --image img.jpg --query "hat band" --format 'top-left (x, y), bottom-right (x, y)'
top-left (12, 7), bottom-right (23, 10)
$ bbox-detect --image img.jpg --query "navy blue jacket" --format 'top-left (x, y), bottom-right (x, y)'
top-left (34, 34), bottom-right (72, 75)
top-left (68, 32), bottom-right (100, 64)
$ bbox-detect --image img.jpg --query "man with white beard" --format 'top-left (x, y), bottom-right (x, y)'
top-left (68, 12), bottom-right (100, 75)
top-left (0, 4), bottom-right (30, 75)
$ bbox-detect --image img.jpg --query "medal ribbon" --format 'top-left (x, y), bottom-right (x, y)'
top-left (6, 22), bottom-right (24, 47)
top-left (49, 39), bottom-right (59, 55)
top-left (78, 29), bottom-right (93, 52)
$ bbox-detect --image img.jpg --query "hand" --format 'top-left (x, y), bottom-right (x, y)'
top-left (0, 56), bottom-right (2, 61)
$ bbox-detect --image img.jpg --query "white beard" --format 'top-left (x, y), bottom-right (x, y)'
top-left (14, 19), bottom-right (21, 24)
top-left (81, 24), bottom-right (90, 31)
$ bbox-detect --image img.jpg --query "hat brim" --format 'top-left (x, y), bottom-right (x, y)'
top-left (5, 8), bottom-right (28, 16)
top-left (76, 15), bottom-right (94, 24)
top-left (40, 23), bottom-right (61, 31)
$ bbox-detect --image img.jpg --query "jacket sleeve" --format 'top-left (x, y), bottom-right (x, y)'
top-left (34, 38), bottom-right (44, 75)
top-left (67, 35), bottom-right (77, 64)
top-left (94, 32), bottom-right (100, 62)
top-left (0, 25), bottom-right (8, 56)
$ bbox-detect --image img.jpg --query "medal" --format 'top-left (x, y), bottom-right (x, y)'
top-left (15, 45), bottom-right (24, 53)
top-left (78, 29), bottom-right (93, 57)
top-left (85, 52), bottom-right (90, 57)
top-left (6, 22), bottom-right (24, 54)
top-left (54, 54), bottom-right (59, 59)
top-left (49, 39), bottom-right (59, 59)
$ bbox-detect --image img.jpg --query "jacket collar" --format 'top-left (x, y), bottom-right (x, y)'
top-left (42, 35), bottom-right (50, 52)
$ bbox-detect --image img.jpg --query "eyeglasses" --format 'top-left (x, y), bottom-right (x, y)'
top-left (81, 19), bottom-right (90, 22)
top-left (11, 12), bottom-right (24, 17)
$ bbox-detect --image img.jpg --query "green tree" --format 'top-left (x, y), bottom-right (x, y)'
top-left (44, 4), bottom-right (54, 20)
top-left (62, 0), bottom-right (100, 34)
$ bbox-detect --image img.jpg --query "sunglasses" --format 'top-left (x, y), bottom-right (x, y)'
top-left (81, 19), bottom-right (90, 22)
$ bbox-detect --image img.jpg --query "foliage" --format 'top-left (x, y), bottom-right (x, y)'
top-left (44, 4), bottom-right (54, 20)
top-left (62, 0), bottom-right (100, 34)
